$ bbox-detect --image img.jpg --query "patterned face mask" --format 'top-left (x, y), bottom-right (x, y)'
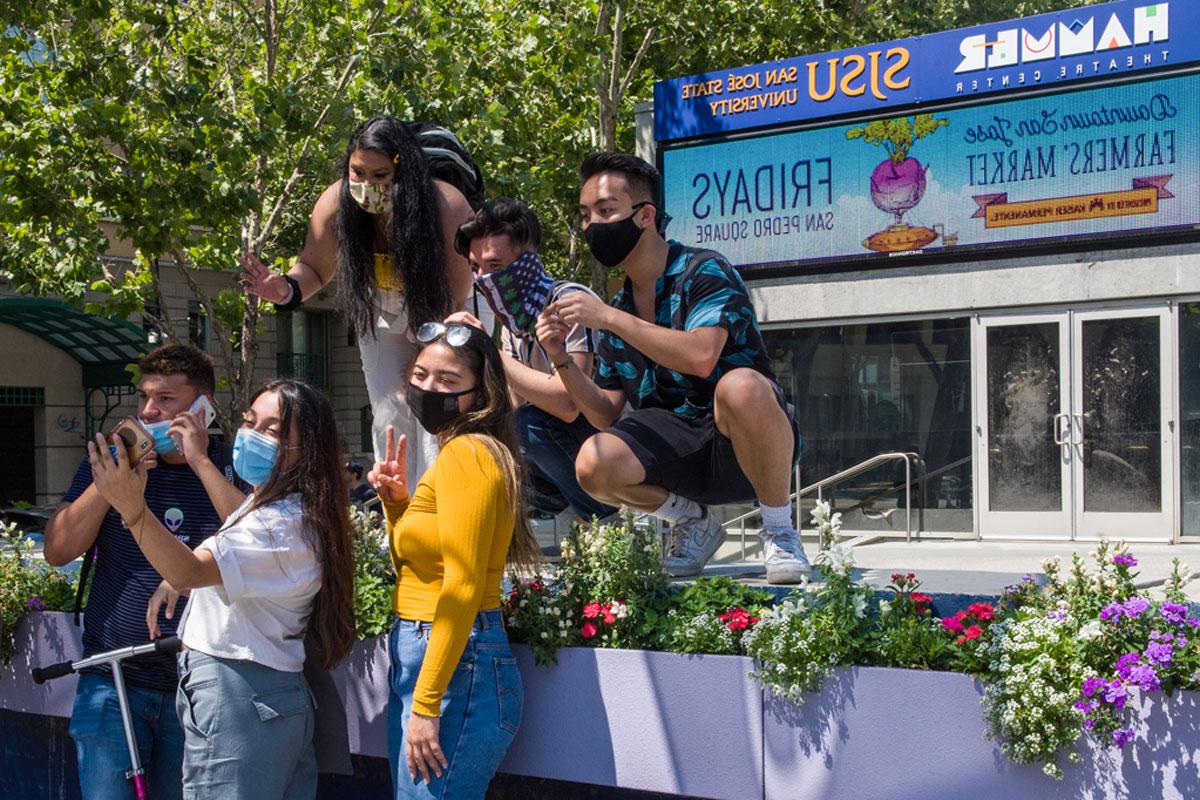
top-left (348, 179), bottom-right (392, 214)
top-left (474, 251), bottom-right (555, 341)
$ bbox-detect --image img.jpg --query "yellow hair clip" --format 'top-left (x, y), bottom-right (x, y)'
top-left (393, 153), bottom-right (402, 165)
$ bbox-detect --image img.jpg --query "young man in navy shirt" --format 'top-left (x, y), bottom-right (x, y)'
top-left (540, 152), bottom-right (809, 583)
top-left (44, 344), bottom-right (246, 800)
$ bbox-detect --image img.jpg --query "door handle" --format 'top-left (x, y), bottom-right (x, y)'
top-left (1053, 413), bottom-right (1069, 446)
top-left (1072, 413), bottom-right (1085, 447)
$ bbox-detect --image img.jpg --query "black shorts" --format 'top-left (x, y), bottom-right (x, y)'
top-left (605, 383), bottom-right (800, 506)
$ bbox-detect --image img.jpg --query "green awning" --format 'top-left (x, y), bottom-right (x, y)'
top-left (0, 298), bottom-right (149, 387)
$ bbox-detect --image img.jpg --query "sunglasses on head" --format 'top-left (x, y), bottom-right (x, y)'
top-left (416, 321), bottom-right (474, 347)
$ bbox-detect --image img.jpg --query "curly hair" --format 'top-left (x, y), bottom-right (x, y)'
top-left (454, 197), bottom-right (542, 257)
top-left (137, 343), bottom-right (215, 395)
top-left (335, 115), bottom-right (455, 340)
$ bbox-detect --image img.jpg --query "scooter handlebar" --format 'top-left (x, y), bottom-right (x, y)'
top-left (31, 660), bottom-right (75, 685)
top-left (154, 636), bottom-right (183, 655)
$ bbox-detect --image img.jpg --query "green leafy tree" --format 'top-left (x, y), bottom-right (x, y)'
top-left (0, 0), bottom-right (392, 431)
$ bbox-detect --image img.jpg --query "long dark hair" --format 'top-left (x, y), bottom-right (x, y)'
top-left (335, 115), bottom-right (454, 340)
top-left (234, 379), bottom-right (355, 670)
top-left (417, 328), bottom-right (541, 569)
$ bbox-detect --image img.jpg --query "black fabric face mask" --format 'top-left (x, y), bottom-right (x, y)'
top-left (406, 383), bottom-right (476, 434)
top-left (584, 202), bottom-right (650, 268)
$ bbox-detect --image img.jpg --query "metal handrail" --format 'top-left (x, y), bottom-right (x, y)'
top-left (725, 451), bottom-right (926, 558)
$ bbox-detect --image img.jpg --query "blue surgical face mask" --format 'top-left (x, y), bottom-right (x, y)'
top-left (141, 419), bottom-right (177, 456)
top-left (232, 428), bottom-right (280, 487)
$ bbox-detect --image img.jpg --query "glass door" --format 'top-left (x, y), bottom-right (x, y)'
top-left (976, 306), bottom-right (1176, 541)
top-left (1072, 307), bottom-right (1174, 541)
top-left (975, 314), bottom-right (1072, 538)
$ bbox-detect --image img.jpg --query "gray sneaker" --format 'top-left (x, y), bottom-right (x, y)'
top-left (760, 527), bottom-right (812, 585)
top-left (662, 509), bottom-right (724, 577)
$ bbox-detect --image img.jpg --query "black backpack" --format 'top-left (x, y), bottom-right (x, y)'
top-left (408, 122), bottom-right (485, 211)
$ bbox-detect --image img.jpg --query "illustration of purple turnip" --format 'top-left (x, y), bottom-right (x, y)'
top-left (847, 114), bottom-right (949, 223)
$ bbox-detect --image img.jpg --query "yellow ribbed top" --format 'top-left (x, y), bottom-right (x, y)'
top-left (382, 435), bottom-right (514, 717)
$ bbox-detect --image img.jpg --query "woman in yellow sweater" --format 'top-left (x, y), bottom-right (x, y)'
top-left (369, 321), bottom-right (540, 799)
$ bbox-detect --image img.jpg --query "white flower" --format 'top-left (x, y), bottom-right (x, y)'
top-left (878, 599), bottom-right (892, 615)
top-left (1078, 620), bottom-right (1103, 640)
top-left (814, 543), bottom-right (854, 576)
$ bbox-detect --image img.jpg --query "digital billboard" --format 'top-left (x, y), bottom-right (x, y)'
top-left (653, 0), bottom-right (1198, 142)
top-left (660, 70), bottom-right (1197, 272)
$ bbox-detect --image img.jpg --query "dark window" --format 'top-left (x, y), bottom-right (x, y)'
top-left (765, 317), bottom-right (973, 533)
top-left (277, 310), bottom-right (329, 389)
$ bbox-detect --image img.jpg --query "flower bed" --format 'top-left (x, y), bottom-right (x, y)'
top-left (3, 509), bottom-right (1200, 798)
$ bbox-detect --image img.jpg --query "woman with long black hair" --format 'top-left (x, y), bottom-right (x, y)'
top-left (88, 379), bottom-right (356, 799)
top-left (369, 322), bottom-right (540, 799)
top-left (242, 116), bottom-right (479, 481)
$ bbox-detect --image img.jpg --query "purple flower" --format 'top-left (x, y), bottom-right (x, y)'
top-left (1160, 603), bottom-right (1199, 628)
top-left (1084, 718), bottom-right (1096, 730)
top-left (1127, 664), bottom-right (1162, 693)
top-left (1114, 653), bottom-right (1141, 677)
top-left (1145, 642), bottom-right (1174, 667)
top-left (1074, 700), bottom-right (1095, 713)
top-left (1125, 597), bottom-right (1150, 617)
top-left (1102, 597), bottom-right (1151, 622)
top-left (1113, 728), bottom-right (1135, 747)
top-left (1081, 676), bottom-right (1107, 698)
top-left (1103, 680), bottom-right (1128, 709)
top-left (25, 596), bottom-right (45, 611)
top-left (1047, 609), bottom-right (1068, 621)
top-left (1113, 554), bottom-right (1138, 568)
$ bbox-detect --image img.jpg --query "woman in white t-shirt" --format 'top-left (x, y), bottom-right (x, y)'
top-left (88, 379), bottom-right (355, 800)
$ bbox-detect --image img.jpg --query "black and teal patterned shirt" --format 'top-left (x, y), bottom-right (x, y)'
top-left (594, 241), bottom-right (776, 419)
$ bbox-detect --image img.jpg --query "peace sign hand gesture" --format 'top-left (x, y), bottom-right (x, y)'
top-left (367, 426), bottom-right (409, 505)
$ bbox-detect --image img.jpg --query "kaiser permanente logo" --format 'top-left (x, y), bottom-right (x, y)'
top-left (954, 2), bottom-right (1169, 93)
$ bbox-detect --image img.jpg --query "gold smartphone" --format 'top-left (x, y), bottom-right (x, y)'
top-left (110, 417), bottom-right (155, 465)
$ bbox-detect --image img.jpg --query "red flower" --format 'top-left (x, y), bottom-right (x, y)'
top-left (719, 607), bottom-right (757, 631)
top-left (891, 573), bottom-right (906, 583)
top-left (580, 623), bottom-right (597, 639)
top-left (530, 580), bottom-right (547, 593)
top-left (582, 602), bottom-right (602, 619)
top-left (910, 593), bottom-right (933, 606)
top-left (602, 604), bottom-right (616, 625)
top-left (966, 603), bottom-right (995, 621)
top-left (962, 624), bottom-right (983, 640)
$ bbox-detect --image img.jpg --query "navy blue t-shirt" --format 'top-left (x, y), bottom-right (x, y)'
top-left (62, 436), bottom-right (242, 692)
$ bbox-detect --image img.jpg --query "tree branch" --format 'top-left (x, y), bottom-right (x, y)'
top-left (250, 9), bottom-right (383, 252)
top-left (617, 26), bottom-right (655, 100)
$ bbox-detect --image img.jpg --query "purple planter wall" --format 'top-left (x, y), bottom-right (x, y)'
top-left (4, 613), bottom-right (1199, 800)
top-left (500, 646), bottom-right (763, 800)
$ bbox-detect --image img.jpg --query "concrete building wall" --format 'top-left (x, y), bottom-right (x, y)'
top-left (0, 325), bottom-right (85, 505)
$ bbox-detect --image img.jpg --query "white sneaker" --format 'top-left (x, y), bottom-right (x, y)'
top-left (761, 527), bottom-right (812, 585)
top-left (662, 509), bottom-right (724, 577)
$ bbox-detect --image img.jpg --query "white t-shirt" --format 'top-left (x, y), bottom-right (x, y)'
top-left (179, 493), bottom-right (321, 672)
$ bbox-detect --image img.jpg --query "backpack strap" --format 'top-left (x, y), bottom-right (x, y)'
top-left (72, 544), bottom-right (96, 626)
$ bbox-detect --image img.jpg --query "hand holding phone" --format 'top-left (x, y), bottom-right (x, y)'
top-left (109, 418), bottom-right (155, 466)
top-left (166, 395), bottom-right (219, 464)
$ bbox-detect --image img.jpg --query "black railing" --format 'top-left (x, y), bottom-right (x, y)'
top-left (276, 352), bottom-right (328, 389)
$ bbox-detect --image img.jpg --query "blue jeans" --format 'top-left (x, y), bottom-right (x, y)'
top-left (516, 403), bottom-right (616, 522)
top-left (176, 650), bottom-right (317, 800)
top-left (69, 672), bottom-right (185, 800)
top-left (387, 610), bottom-right (522, 799)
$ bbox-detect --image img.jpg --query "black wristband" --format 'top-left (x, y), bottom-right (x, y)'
top-left (273, 275), bottom-right (303, 312)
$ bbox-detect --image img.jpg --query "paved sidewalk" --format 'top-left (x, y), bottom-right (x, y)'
top-left (697, 536), bottom-right (1200, 600)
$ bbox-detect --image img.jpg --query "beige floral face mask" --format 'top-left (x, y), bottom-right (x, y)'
top-left (348, 178), bottom-right (392, 215)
